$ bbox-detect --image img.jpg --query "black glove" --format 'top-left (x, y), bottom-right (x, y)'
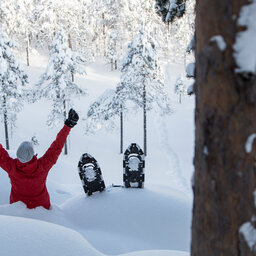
top-left (65, 109), bottom-right (79, 128)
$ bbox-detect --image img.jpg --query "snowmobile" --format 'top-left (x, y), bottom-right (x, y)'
top-left (78, 153), bottom-right (105, 196)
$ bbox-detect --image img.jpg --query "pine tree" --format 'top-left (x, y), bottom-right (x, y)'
top-left (0, 31), bottom-right (28, 149)
top-left (174, 76), bottom-right (186, 103)
top-left (155, 0), bottom-right (186, 23)
top-left (85, 89), bottom-right (121, 133)
top-left (118, 27), bottom-right (171, 155)
top-left (190, 0), bottom-right (256, 255)
top-left (36, 29), bottom-right (87, 154)
top-left (103, 0), bottom-right (134, 70)
top-left (31, 0), bottom-right (58, 48)
top-left (1, 0), bottom-right (34, 66)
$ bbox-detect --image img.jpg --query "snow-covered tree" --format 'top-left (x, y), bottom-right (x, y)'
top-left (0, 31), bottom-right (28, 149)
top-left (106, 31), bottom-right (120, 71)
top-left (174, 76), bottom-right (186, 103)
top-left (31, 0), bottom-right (59, 48)
top-left (85, 85), bottom-right (128, 154)
top-left (103, 0), bottom-right (136, 70)
top-left (0, 0), bottom-right (34, 66)
top-left (118, 28), bottom-right (171, 155)
top-left (85, 89), bottom-right (121, 132)
top-left (185, 35), bottom-right (195, 95)
top-left (155, 0), bottom-right (186, 23)
top-left (36, 30), bottom-right (87, 154)
top-left (156, 0), bottom-right (194, 63)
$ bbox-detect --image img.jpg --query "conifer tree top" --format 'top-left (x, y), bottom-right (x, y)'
top-left (155, 0), bottom-right (186, 23)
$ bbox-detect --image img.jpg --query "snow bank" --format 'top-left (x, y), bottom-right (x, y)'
top-left (0, 215), bottom-right (103, 256)
top-left (120, 250), bottom-right (189, 256)
top-left (61, 186), bottom-right (192, 255)
top-left (0, 186), bottom-right (191, 255)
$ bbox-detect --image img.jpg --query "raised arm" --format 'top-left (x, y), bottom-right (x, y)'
top-left (0, 144), bottom-right (14, 173)
top-left (39, 125), bottom-right (71, 171)
top-left (39, 109), bottom-right (79, 171)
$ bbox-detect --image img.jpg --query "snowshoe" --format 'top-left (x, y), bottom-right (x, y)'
top-left (78, 153), bottom-right (105, 196)
top-left (123, 143), bottom-right (145, 188)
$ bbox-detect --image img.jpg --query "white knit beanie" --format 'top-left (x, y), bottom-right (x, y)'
top-left (16, 141), bottom-right (34, 163)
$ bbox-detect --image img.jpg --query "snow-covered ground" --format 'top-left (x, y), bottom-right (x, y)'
top-left (0, 54), bottom-right (195, 256)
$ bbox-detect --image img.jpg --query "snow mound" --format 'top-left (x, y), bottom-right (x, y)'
top-left (61, 186), bottom-right (192, 255)
top-left (0, 186), bottom-right (191, 255)
top-left (0, 215), bottom-right (102, 256)
top-left (120, 250), bottom-right (189, 256)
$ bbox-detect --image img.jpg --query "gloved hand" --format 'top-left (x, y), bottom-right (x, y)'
top-left (65, 109), bottom-right (79, 128)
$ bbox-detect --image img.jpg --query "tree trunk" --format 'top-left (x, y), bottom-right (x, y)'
top-left (26, 36), bottom-right (30, 66)
top-left (111, 59), bottom-right (114, 71)
top-left (68, 33), bottom-right (72, 49)
top-left (120, 108), bottom-right (123, 154)
top-left (63, 100), bottom-right (68, 155)
top-left (143, 83), bottom-right (147, 156)
top-left (68, 32), bottom-right (75, 82)
top-left (3, 97), bottom-right (9, 150)
top-left (192, 1), bottom-right (256, 256)
top-left (102, 13), bottom-right (106, 57)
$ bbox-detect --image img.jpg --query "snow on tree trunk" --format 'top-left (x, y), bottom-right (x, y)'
top-left (192, 0), bottom-right (256, 255)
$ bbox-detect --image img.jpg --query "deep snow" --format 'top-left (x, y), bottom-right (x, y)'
top-left (0, 53), bottom-right (194, 256)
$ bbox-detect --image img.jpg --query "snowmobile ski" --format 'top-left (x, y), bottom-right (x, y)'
top-left (123, 143), bottom-right (145, 188)
top-left (78, 153), bottom-right (105, 196)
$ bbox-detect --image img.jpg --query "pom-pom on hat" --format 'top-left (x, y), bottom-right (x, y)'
top-left (16, 141), bottom-right (34, 163)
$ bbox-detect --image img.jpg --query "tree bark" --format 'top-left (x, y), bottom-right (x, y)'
top-left (26, 40), bottom-right (30, 67)
top-left (143, 82), bottom-right (147, 156)
top-left (120, 108), bottom-right (123, 154)
top-left (68, 31), bottom-right (75, 82)
top-left (111, 59), bottom-right (114, 71)
top-left (3, 97), bottom-right (9, 150)
top-left (102, 13), bottom-right (106, 57)
top-left (192, 0), bottom-right (256, 255)
top-left (63, 100), bottom-right (68, 155)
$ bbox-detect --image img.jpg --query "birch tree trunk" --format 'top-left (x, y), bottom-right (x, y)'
top-left (192, 0), bottom-right (256, 255)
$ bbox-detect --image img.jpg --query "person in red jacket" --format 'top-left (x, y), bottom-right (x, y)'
top-left (0, 109), bottom-right (79, 210)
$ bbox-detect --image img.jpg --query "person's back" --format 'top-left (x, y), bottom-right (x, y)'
top-left (0, 109), bottom-right (79, 209)
top-left (9, 156), bottom-right (50, 209)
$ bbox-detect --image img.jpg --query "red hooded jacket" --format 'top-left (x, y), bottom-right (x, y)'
top-left (0, 125), bottom-right (71, 209)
